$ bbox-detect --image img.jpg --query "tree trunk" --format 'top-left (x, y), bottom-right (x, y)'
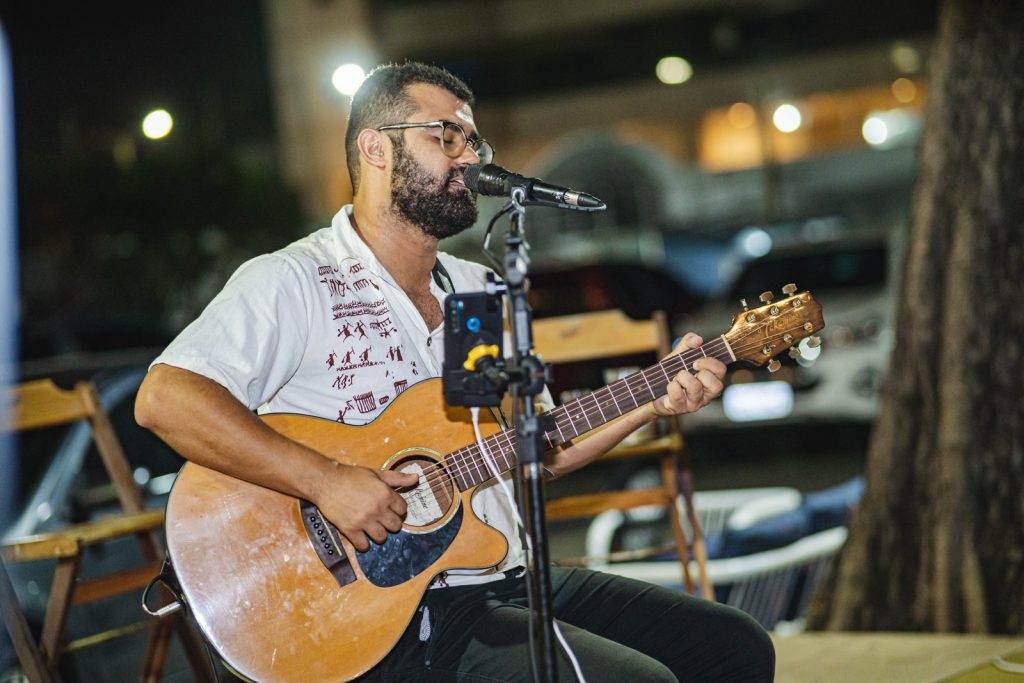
top-left (808, 0), bottom-right (1024, 633)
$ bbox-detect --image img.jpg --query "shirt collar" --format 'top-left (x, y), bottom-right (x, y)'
top-left (330, 204), bottom-right (394, 283)
top-left (331, 205), bottom-right (448, 296)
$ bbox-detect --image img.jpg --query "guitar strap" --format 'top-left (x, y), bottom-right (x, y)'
top-left (431, 258), bottom-right (454, 295)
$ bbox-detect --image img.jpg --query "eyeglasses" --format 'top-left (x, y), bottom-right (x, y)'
top-left (376, 120), bottom-right (494, 164)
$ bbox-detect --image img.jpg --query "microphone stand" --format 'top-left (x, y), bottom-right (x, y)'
top-left (502, 188), bottom-right (558, 683)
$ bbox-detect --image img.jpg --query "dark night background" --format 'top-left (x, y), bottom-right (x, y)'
top-left (1, 2), bottom-right (301, 361)
top-left (1, 1), bottom-right (941, 364)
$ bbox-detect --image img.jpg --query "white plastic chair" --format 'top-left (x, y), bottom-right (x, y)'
top-left (584, 486), bottom-right (802, 562)
top-left (593, 526), bottom-right (848, 631)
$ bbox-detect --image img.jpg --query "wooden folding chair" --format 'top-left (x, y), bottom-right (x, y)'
top-left (533, 309), bottom-right (714, 598)
top-left (0, 379), bottom-right (213, 682)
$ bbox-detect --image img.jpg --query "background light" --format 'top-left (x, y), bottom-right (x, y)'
top-left (656, 56), bottom-right (693, 85)
top-left (332, 63), bottom-right (366, 96)
top-left (141, 109), bottom-right (173, 139)
top-left (736, 227), bottom-right (773, 257)
top-left (889, 42), bottom-right (921, 74)
top-left (723, 381), bottom-right (794, 422)
top-left (772, 103), bottom-right (802, 133)
top-left (891, 77), bottom-right (917, 103)
top-left (862, 109), bottom-right (919, 149)
top-left (727, 102), bottom-right (756, 128)
top-left (862, 115), bottom-right (889, 146)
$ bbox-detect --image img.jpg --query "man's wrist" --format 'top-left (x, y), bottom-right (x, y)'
top-left (304, 452), bottom-right (347, 505)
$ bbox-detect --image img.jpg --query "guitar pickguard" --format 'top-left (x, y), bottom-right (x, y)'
top-left (300, 448), bottom-right (466, 589)
top-left (356, 505), bottom-right (463, 587)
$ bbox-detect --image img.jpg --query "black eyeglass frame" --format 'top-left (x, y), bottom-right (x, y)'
top-left (376, 120), bottom-right (494, 163)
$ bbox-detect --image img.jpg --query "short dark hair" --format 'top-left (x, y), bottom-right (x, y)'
top-left (345, 62), bottom-right (475, 193)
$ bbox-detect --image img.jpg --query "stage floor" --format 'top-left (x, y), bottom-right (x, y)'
top-left (773, 632), bottom-right (1024, 682)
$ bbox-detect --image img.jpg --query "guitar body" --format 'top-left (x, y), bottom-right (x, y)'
top-left (165, 378), bottom-right (508, 683)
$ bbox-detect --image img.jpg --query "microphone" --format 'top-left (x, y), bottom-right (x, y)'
top-left (463, 163), bottom-right (606, 211)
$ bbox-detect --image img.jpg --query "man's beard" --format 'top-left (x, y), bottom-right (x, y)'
top-left (390, 141), bottom-right (478, 239)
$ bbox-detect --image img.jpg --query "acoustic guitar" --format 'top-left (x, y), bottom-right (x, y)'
top-left (165, 287), bottom-right (824, 682)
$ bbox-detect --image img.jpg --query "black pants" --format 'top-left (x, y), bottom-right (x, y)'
top-left (359, 567), bottom-right (775, 682)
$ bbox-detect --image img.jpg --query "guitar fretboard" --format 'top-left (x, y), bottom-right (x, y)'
top-left (438, 336), bottom-right (735, 491)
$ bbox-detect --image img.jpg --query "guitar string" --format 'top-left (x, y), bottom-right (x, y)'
top-left (408, 329), bottom-right (794, 498)
top-left (444, 318), bottom-right (815, 488)
top-left (544, 339), bottom-right (731, 441)
top-left (402, 320), bottom-right (815, 499)
top-left (406, 340), bottom-right (729, 495)
top-left (407, 337), bottom-right (733, 494)
top-left (440, 306), bottom-right (813, 480)
top-left (528, 317), bottom-right (813, 451)
top-left (412, 343), bottom-right (717, 491)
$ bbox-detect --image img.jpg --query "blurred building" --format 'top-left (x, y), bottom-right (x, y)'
top-left (262, 0), bottom-right (936, 251)
top-left (3, 1), bottom-right (939, 358)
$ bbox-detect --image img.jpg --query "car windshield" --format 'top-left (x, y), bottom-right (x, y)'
top-left (730, 243), bottom-right (886, 298)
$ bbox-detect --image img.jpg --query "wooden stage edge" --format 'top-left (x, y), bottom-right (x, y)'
top-left (773, 632), bottom-right (1024, 683)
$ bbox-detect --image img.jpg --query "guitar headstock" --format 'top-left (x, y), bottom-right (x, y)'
top-left (724, 284), bottom-right (825, 370)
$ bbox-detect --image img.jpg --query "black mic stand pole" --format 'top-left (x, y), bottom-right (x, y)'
top-left (502, 188), bottom-right (558, 683)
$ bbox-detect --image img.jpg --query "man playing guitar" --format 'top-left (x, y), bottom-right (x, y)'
top-left (135, 62), bottom-right (775, 682)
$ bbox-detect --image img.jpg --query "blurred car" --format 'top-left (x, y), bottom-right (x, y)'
top-left (680, 233), bottom-right (896, 432)
top-left (527, 261), bottom-right (701, 323)
top-left (2, 359), bottom-right (190, 682)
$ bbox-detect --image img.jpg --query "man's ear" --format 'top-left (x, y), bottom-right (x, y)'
top-left (357, 129), bottom-right (388, 171)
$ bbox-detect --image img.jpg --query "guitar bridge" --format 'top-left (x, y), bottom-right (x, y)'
top-left (300, 500), bottom-right (357, 588)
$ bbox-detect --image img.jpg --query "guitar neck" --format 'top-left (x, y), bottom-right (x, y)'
top-left (445, 336), bottom-right (736, 491)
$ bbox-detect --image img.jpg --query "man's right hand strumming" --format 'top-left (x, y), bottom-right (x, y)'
top-left (313, 464), bottom-right (418, 552)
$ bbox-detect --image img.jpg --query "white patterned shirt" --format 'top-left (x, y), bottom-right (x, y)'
top-left (154, 205), bottom-right (526, 586)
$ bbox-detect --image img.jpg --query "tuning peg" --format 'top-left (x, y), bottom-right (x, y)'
top-left (807, 336), bottom-right (821, 348)
top-left (759, 291), bottom-right (774, 303)
top-left (788, 347), bottom-right (801, 358)
top-left (767, 359), bottom-right (781, 372)
top-left (740, 298), bottom-right (749, 311)
top-left (782, 283), bottom-right (797, 295)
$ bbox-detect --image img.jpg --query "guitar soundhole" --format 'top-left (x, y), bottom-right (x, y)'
top-left (394, 455), bottom-right (456, 529)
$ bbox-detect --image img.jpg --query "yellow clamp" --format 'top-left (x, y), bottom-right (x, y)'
top-left (463, 344), bottom-right (499, 371)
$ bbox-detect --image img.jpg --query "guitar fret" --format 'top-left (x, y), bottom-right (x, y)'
top-left (574, 397), bottom-right (593, 431)
top-left (460, 448), bottom-right (479, 489)
top-left (563, 412), bottom-right (578, 437)
top-left (581, 401), bottom-right (598, 432)
top-left (468, 446), bottom-right (486, 483)
top-left (590, 391), bottom-right (607, 423)
top-left (552, 416), bottom-right (567, 444)
top-left (638, 370), bottom-right (654, 401)
top-left (622, 377), bottom-right (637, 408)
top-left (454, 448), bottom-right (474, 489)
top-left (495, 432), bottom-right (514, 471)
top-left (451, 457), bottom-right (465, 490)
